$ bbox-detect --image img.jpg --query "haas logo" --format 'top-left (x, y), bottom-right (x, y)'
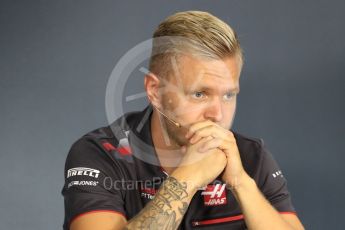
top-left (201, 184), bottom-right (227, 206)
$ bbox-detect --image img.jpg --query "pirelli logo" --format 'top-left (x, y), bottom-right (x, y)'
top-left (67, 167), bottom-right (100, 179)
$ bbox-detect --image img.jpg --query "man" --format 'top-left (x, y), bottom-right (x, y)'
top-left (62, 11), bottom-right (305, 229)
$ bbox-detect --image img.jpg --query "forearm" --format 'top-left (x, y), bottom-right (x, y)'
top-left (232, 174), bottom-right (299, 230)
top-left (125, 175), bottom-right (197, 230)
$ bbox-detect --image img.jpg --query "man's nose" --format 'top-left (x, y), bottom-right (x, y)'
top-left (204, 98), bottom-right (223, 122)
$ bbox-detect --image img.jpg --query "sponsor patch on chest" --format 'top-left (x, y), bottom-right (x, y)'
top-left (140, 187), bottom-right (157, 200)
top-left (201, 184), bottom-right (227, 206)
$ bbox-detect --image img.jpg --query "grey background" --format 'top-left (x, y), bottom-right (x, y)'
top-left (1, 0), bottom-right (344, 229)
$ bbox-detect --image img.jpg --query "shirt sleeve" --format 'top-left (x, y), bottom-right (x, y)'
top-left (62, 137), bottom-right (126, 229)
top-left (257, 140), bottom-right (296, 213)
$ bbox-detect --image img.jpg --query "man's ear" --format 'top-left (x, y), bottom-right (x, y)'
top-left (144, 73), bottom-right (161, 108)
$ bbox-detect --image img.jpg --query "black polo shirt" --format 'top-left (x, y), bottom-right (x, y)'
top-left (62, 105), bottom-right (296, 229)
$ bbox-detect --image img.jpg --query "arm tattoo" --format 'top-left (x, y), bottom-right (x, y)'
top-left (126, 177), bottom-right (190, 230)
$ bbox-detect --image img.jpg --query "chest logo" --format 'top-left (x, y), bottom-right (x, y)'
top-left (67, 167), bottom-right (100, 179)
top-left (140, 187), bottom-right (157, 200)
top-left (201, 184), bottom-right (227, 206)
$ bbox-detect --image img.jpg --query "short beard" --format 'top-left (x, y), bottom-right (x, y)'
top-left (161, 117), bottom-right (188, 148)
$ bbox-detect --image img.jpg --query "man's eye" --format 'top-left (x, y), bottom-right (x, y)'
top-left (191, 91), bottom-right (205, 99)
top-left (224, 93), bottom-right (236, 100)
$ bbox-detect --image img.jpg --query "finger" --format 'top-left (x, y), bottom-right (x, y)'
top-left (198, 137), bottom-right (224, 153)
top-left (189, 125), bottom-right (231, 144)
top-left (191, 126), bottom-right (235, 145)
top-left (185, 120), bottom-right (214, 138)
top-left (191, 135), bottom-right (213, 149)
top-left (189, 125), bottom-right (214, 144)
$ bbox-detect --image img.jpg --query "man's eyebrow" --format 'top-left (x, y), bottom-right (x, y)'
top-left (189, 86), bottom-right (240, 93)
top-left (227, 87), bottom-right (240, 93)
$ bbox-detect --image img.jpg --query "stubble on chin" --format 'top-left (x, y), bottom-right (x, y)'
top-left (164, 122), bottom-right (189, 147)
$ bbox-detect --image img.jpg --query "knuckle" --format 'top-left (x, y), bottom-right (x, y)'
top-left (194, 129), bottom-right (201, 135)
top-left (196, 129), bottom-right (205, 137)
top-left (188, 127), bottom-right (194, 134)
top-left (210, 126), bottom-right (217, 133)
top-left (226, 130), bottom-right (234, 138)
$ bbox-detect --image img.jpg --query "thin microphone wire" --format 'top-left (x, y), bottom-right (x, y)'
top-left (152, 105), bottom-right (181, 128)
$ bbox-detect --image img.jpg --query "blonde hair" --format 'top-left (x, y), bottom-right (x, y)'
top-left (148, 11), bottom-right (243, 78)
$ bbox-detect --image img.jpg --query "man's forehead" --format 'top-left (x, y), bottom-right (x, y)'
top-left (181, 58), bottom-right (239, 88)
